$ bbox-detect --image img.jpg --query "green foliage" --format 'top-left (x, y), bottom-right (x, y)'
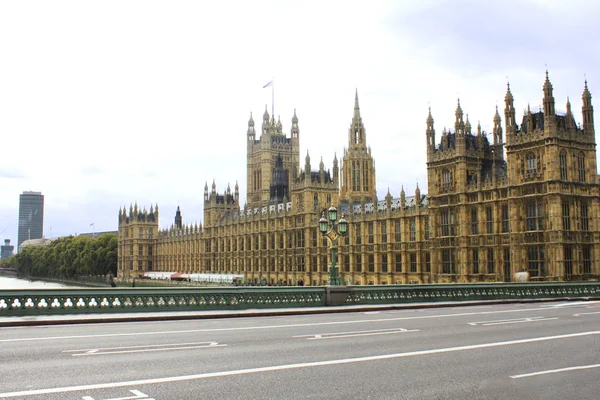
top-left (1, 234), bottom-right (118, 279)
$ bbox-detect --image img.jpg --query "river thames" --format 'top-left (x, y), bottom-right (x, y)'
top-left (0, 275), bottom-right (72, 289)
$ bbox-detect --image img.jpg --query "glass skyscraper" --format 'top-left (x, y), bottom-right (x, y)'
top-left (17, 191), bottom-right (44, 251)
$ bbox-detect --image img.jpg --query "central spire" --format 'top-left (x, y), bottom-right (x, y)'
top-left (354, 88), bottom-right (361, 120)
top-left (349, 89), bottom-right (367, 147)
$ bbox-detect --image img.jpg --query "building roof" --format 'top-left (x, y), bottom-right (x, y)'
top-left (19, 238), bottom-right (54, 248)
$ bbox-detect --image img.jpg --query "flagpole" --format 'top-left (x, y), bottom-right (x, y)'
top-left (271, 77), bottom-right (275, 120)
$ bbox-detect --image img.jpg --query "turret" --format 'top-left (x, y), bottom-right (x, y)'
top-left (262, 105), bottom-right (270, 135)
top-left (333, 153), bottom-right (339, 186)
top-left (543, 70), bottom-right (556, 120)
top-left (211, 179), bottom-right (216, 195)
top-left (400, 186), bottom-right (406, 209)
top-left (291, 109), bottom-right (299, 139)
top-left (204, 182), bottom-right (209, 202)
top-left (247, 113), bottom-right (255, 141)
top-left (305, 151), bottom-right (311, 183)
top-left (174, 206), bottom-right (182, 230)
top-left (455, 99), bottom-right (464, 135)
top-left (349, 89), bottom-right (367, 147)
top-left (582, 80), bottom-right (594, 135)
top-left (493, 106), bottom-right (503, 145)
top-left (415, 184), bottom-right (421, 206)
top-left (426, 106), bottom-right (435, 154)
top-left (504, 83), bottom-right (517, 137)
top-left (566, 98), bottom-right (576, 129)
top-left (234, 181), bottom-right (239, 202)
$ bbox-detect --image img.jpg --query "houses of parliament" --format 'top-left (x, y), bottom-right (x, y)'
top-left (118, 72), bottom-right (599, 285)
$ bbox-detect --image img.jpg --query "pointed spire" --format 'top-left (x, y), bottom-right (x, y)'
top-left (427, 106), bottom-right (434, 125)
top-left (292, 108), bottom-right (298, 124)
top-left (248, 112), bottom-right (254, 127)
top-left (543, 70), bottom-right (555, 117)
top-left (354, 88), bottom-right (361, 120)
top-left (400, 185), bottom-right (406, 208)
top-left (319, 156), bottom-right (324, 171)
top-left (415, 182), bottom-right (421, 204)
top-left (263, 105), bottom-right (269, 122)
top-left (477, 120), bottom-right (482, 136)
top-left (465, 114), bottom-right (471, 134)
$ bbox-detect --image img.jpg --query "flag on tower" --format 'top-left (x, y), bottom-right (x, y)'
top-left (263, 80), bottom-right (273, 88)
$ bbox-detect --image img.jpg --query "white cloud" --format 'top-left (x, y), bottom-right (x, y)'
top-left (0, 0), bottom-right (598, 244)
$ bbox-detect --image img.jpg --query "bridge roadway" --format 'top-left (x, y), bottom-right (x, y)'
top-left (0, 301), bottom-right (599, 399)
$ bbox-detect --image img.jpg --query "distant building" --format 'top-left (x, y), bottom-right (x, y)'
top-left (78, 230), bottom-right (118, 239)
top-left (1, 239), bottom-right (14, 259)
top-left (17, 191), bottom-right (44, 251)
top-left (19, 238), bottom-right (54, 249)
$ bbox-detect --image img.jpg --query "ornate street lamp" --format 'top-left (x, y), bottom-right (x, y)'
top-left (319, 205), bottom-right (349, 285)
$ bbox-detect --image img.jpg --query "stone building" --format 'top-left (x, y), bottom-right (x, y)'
top-left (118, 73), bottom-right (599, 285)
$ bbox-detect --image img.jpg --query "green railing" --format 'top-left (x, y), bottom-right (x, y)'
top-left (0, 287), bottom-right (325, 316)
top-left (339, 282), bottom-right (600, 305)
top-left (1, 282), bottom-right (599, 316)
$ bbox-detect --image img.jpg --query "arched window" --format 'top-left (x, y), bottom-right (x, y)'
top-left (578, 152), bottom-right (586, 182)
top-left (526, 152), bottom-right (537, 175)
top-left (559, 151), bottom-right (568, 180)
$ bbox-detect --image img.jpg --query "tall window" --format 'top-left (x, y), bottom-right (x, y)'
top-left (583, 246), bottom-right (591, 274)
top-left (442, 169), bottom-right (452, 189)
top-left (581, 203), bottom-right (589, 231)
top-left (409, 219), bottom-right (416, 242)
top-left (486, 207), bottom-right (493, 234)
top-left (503, 248), bottom-right (511, 280)
top-left (578, 152), bottom-right (586, 182)
top-left (501, 205), bottom-right (509, 233)
top-left (487, 249), bottom-right (495, 274)
top-left (381, 222), bottom-right (387, 243)
top-left (382, 254), bottom-right (388, 273)
top-left (562, 202), bottom-right (571, 231)
top-left (527, 246), bottom-right (545, 277)
top-left (355, 255), bottom-right (362, 272)
top-left (526, 152), bottom-right (538, 174)
top-left (564, 246), bottom-right (573, 278)
top-left (394, 221), bottom-right (401, 242)
top-left (425, 252), bottom-right (431, 272)
top-left (559, 151), bottom-right (568, 180)
top-left (473, 248), bottom-right (479, 274)
top-left (526, 200), bottom-right (544, 231)
top-left (410, 253), bottom-right (417, 272)
top-left (442, 249), bottom-right (455, 274)
top-left (424, 217), bottom-right (430, 240)
top-left (395, 254), bottom-right (402, 272)
top-left (368, 223), bottom-right (374, 244)
top-left (355, 225), bottom-right (362, 245)
top-left (471, 208), bottom-right (479, 235)
top-left (441, 209), bottom-right (455, 236)
top-left (368, 255), bottom-right (374, 272)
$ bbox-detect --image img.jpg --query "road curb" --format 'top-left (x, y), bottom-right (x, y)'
top-left (2, 297), bottom-right (598, 327)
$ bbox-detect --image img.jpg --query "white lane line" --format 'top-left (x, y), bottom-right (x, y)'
top-left (541, 301), bottom-right (600, 309)
top-left (71, 343), bottom-right (227, 357)
top-left (511, 363), bottom-right (600, 379)
top-left (363, 311), bottom-right (380, 314)
top-left (1, 330), bottom-right (599, 398)
top-left (468, 317), bottom-right (557, 326)
top-left (63, 342), bottom-right (219, 353)
top-left (293, 327), bottom-right (418, 340)
top-left (0, 306), bottom-right (567, 343)
top-left (574, 311), bottom-right (600, 317)
top-left (82, 389), bottom-right (153, 400)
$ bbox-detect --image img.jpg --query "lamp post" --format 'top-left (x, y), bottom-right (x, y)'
top-left (319, 204), bottom-right (348, 286)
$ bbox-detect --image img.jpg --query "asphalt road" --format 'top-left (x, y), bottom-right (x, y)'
top-left (1, 301), bottom-right (599, 400)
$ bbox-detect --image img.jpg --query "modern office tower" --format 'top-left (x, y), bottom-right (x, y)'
top-left (1, 239), bottom-right (14, 259)
top-left (17, 191), bottom-right (44, 251)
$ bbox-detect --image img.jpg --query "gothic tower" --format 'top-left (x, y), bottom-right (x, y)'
top-left (340, 90), bottom-right (377, 205)
top-left (117, 203), bottom-right (159, 278)
top-left (246, 108), bottom-right (300, 209)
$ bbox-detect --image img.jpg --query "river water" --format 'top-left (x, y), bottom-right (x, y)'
top-left (0, 275), bottom-right (73, 289)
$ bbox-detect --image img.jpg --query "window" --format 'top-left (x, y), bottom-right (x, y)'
top-left (583, 246), bottom-right (591, 274)
top-left (526, 152), bottom-right (538, 174)
top-left (138, 228), bottom-right (143, 239)
top-left (578, 152), bottom-right (586, 182)
top-left (297, 230), bottom-right (305, 248)
top-left (562, 202), bottom-right (571, 231)
top-left (381, 222), bottom-right (387, 243)
top-left (473, 248), bottom-right (479, 274)
top-left (138, 246), bottom-right (143, 257)
top-left (581, 203), bottom-right (589, 231)
top-left (487, 248), bottom-right (495, 274)
top-left (382, 254), bottom-right (388, 273)
top-left (559, 151), bottom-right (568, 180)
top-left (368, 223), bottom-right (374, 244)
top-left (409, 219), bottom-right (416, 242)
top-left (501, 204), bottom-right (509, 233)
top-left (410, 253), bottom-right (417, 272)
top-left (424, 217), bottom-right (430, 240)
top-left (486, 207), bottom-right (493, 234)
top-left (527, 246), bottom-right (545, 277)
top-left (148, 228), bottom-right (153, 239)
top-left (503, 248), bottom-right (510, 279)
top-left (564, 246), bottom-right (572, 278)
top-left (442, 249), bottom-right (455, 274)
top-left (471, 208), bottom-right (479, 235)
top-left (441, 209), bottom-right (455, 236)
top-left (425, 252), bottom-right (431, 272)
top-left (355, 255), bottom-right (362, 272)
top-left (297, 256), bottom-right (305, 272)
top-left (394, 221), bottom-right (401, 242)
top-left (368, 255), bottom-right (374, 272)
top-left (395, 254), bottom-right (402, 272)
top-left (355, 225), bottom-right (362, 245)
top-left (312, 229), bottom-right (318, 247)
top-left (442, 169), bottom-right (452, 189)
top-left (525, 200), bottom-right (544, 231)
top-left (344, 254), bottom-right (350, 272)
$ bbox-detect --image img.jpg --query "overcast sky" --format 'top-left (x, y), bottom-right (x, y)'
top-left (1, 0), bottom-right (599, 245)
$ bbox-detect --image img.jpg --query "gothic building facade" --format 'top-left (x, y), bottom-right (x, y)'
top-left (118, 74), bottom-right (599, 285)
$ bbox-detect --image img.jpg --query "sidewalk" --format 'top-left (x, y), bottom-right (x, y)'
top-left (2, 297), bottom-right (593, 327)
